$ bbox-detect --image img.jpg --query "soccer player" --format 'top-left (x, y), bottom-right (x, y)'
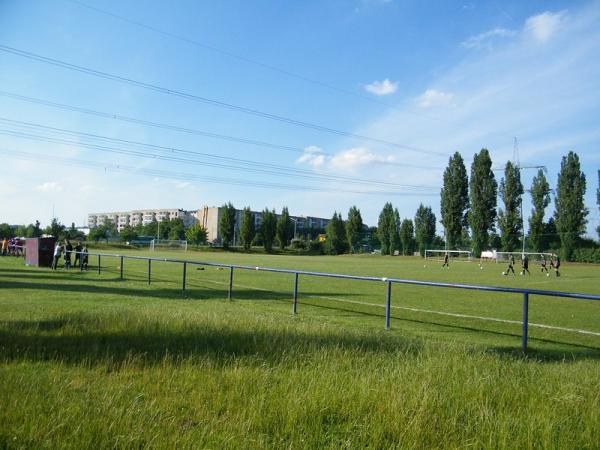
top-left (64, 240), bottom-right (73, 270)
top-left (442, 252), bottom-right (449, 268)
top-left (52, 242), bottom-right (62, 270)
top-left (506, 254), bottom-right (516, 276)
top-left (73, 241), bottom-right (83, 269)
top-left (540, 255), bottom-right (549, 274)
top-left (82, 245), bottom-right (89, 271)
top-left (521, 254), bottom-right (530, 275)
top-left (553, 255), bottom-right (561, 277)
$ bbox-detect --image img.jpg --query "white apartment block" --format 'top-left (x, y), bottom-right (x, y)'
top-left (88, 208), bottom-right (196, 232)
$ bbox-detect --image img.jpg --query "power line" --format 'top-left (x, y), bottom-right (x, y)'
top-left (0, 90), bottom-right (443, 171)
top-left (0, 148), bottom-right (438, 196)
top-left (0, 44), bottom-right (448, 158)
top-left (65, 0), bottom-right (399, 110)
top-left (0, 120), bottom-right (440, 191)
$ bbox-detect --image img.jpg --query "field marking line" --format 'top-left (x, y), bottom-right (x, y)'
top-left (197, 278), bottom-right (600, 337)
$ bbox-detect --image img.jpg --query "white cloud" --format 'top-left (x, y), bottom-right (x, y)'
top-left (365, 78), bottom-right (398, 96)
top-left (36, 182), bottom-right (63, 193)
top-left (525, 11), bottom-right (566, 43)
top-left (174, 181), bottom-right (192, 189)
top-left (417, 89), bottom-right (455, 108)
top-left (462, 27), bottom-right (516, 49)
top-left (330, 148), bottom-right (396, 172)
top-left (296, 146), bottom-right (326, 168)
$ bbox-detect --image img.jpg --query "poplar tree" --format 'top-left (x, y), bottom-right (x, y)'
top-left (440, 152), bottom-right (469, 249)
top-left (528, 169), bottom-right (550, 252)
top-left (276, 206), bottom-right (294, 249)
top-left (554, 151), bottom-right (588, 260)
top-left (377, 203), bottom-right (395, 255)
top-left (325, 212), bottom-right (347, 255)
top-left (260, 209), bottom-right (277, 253)
top-left (498, 161), bottom-right (524, 252)
top-left (414, 204), bottom-right (436, 256)
top-left (392, 208), bottom-right (401, 254)
top-left (468, 149), bottom-right (497, 257)
top-left (239, 207), bottom-right (256, 251)
top-left (219, 202), bottom-right (236, 249)
top-left (345, 206), bottom-right (363, 253)
top-left (399, 219), bottom-right (415, 255)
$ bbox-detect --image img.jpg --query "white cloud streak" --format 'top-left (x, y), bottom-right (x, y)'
top-left (365, 78), bottom-right (398, 96)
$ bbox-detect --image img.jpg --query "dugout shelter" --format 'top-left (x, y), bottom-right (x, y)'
top-left (25, 237), bottom-right (56, 267)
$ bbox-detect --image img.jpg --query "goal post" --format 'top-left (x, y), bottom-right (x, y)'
top-left (494, 251), bottom-right (555, 264)
top-left (424, 249), bottom-right (473, 262)
top-left (149, 239), bottom-right (188, 252)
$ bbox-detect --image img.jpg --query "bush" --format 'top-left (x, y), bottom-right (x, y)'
top-left (308, 240), bottom-right (324, 254)
top-left (290, 238), bottom-right (306, 250)
top-left (571, 248), bottom-right (600, 263)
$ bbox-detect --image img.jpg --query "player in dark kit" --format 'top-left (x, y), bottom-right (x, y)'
top-left (506, 254), bottom-right (516, 276)
top-left (553, 255), bottom-right (561, 277)
top-left (521, 254), bottom-right (530, 275)
top-left (442, 252), bottom-right (449, 268)
top-left (541, 254), bottom-right (549, 274)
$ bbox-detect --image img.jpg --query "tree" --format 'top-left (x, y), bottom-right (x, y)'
top-left (185, 223), bottom-right (208, 247)
top-left (239, 207), bottom-right (256, 250)
top-left (554, 151), bottom-right (588, 260)
top-left (392, 208), bottom-right (401, 254)
top-left (65, 222), bottom-right (85, 241)
top-left (498, 161), bottom-right (524, 252)
top-left (440, 152), bottom-right (469, 249)
top-left (219, 202), bottom-right (236, 249)
top-left (324, 212), bottom-right (347, 255)
top-left (0, 223), bottom-right (13, 239)
top-left (377, 203), bottom-right (395, 255)
top-left (528, 169), bottom-right (551, 252)
top-left (345, 206), bottom-right (363, 253)
top-left (399, 219), bottom-right (415, 255)
top-left (276, 206), bottom-right (294, 249)
top-left (44, 218), bottom-right (66, 239)
top-left (597, 175), bottom-right (600, 239)
top-left (414, 204), bottom-right (436, 256)
top-left (260, 209), bottom-right (277, 253)
top-left (120, 225), bottom-right (138, 243)
top-left (168, 218), bottom-right (185, 240)
top-left (468, 149), bottom-right (497, 257)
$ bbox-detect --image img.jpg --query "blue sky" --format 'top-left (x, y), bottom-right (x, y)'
top-left (0, 0), bottom-right (599, 235)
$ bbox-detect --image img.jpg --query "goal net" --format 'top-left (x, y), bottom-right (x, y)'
top-left (494, 251), bottom-right (555, 264)
top-left (424, 249), bottom-right (473, 262)
top-left (149, 239), bottom-right (188, 252)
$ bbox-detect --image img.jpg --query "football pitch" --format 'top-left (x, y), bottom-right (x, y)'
top-left (1, 250), bottom-right (599, 448)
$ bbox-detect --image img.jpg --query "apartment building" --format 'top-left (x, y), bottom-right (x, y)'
top-left (88, 208), bottom-right (196, 232)
top-left (88, 206), bottom-right (330, 242)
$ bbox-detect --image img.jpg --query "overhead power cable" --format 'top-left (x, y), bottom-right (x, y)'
top-left (0, 90), bottom-right (443, 171)
top-left (0, 117), bottom-right (440, 189)
top-left (0, 44), bottom-right (448, 158)
top-left (0, 148), bottom-right (438, 196)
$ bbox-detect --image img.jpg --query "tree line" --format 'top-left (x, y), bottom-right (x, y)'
top-left (439, 150), bottom-right (593, 260)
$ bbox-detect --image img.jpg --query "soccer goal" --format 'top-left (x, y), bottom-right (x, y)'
top-left (149, 239), bottom-right (188, 252)
top-left (494, 251), bottom-right (555, 264)
top-left (424, 249), bottom-right (473, 262)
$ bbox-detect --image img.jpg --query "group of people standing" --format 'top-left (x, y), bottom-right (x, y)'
top-left (52, 240), bottom-right (88, 270)
top-left (1, 237), bottom-right (24, 256)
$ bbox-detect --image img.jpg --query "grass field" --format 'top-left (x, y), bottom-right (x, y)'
top-left (1, 249), bottom-right (599, 448)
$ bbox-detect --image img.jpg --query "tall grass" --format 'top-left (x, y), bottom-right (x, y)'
top-left (1, 255), bottom-right (599, 448)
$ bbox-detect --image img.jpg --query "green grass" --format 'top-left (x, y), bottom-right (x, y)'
top-left (1, 251), bottom-right (599, 449)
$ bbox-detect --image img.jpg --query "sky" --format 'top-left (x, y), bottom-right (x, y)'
top-left (0, 0), bottom-right (599, 236)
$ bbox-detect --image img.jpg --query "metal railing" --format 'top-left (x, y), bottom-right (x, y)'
top-left (53, 251), bottom-right (600, 352)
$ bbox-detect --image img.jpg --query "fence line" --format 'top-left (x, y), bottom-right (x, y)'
top-left (46, 251), bottom-right (600, 352)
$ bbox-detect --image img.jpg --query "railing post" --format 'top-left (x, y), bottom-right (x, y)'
top-left (228, 266), bottom-right (234, 300)
top-left (385, 281), bottom-right (392, 330)
top-left (97, 255), bottom-right (101, 275)
top-left (79, 252), bottom-right (83, 272)
top-left (292, 272), bottom-right (299, 315)
top-left (522, 292), bottom-right (529, 352)
top-left (120, 256), bottom-right (124, 279)
top-left (182, 261), bottom-right (187, 292)
top-left (148, 259), bottom-right (151, 285)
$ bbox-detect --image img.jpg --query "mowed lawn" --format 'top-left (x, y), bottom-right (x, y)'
top-left (1, 249), bottom-right (599, 449)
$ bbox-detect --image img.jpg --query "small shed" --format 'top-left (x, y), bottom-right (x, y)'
top-left (25, 237), bottom-right (56, 267)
